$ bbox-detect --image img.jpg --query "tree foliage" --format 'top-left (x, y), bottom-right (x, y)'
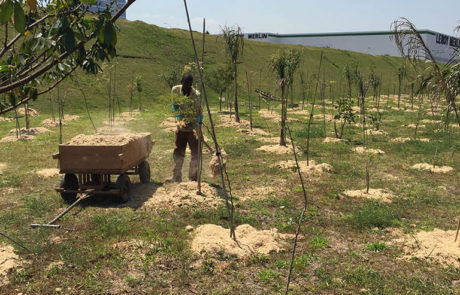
top-left (0, 0), bottom-right (135, 114)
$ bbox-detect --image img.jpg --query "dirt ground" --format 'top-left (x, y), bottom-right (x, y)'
top-left (390, 228), bottom-right (460, 268)
top-left (323, 137), bottom-right (347, 143)
top-left (0, 243), bottom-right (24, 287)
top-left (366, 129), bottom-right (387, 136)
top-left (160, 117), bottom-right (178, 133)
top-left (41, 115), bottom-right (80, 128)
top-left (411, 163), bottom-right (453, 173)
top-left (275, 160), bottom-right (333, 175)
top-left (353, 146), bottom-right (385, 155)
top-left (17, 107), bottom-right (39, 117)
top-left (36, 168), bottom-right (60, 178)
top-left (127, 181), bottom-right (223, 210)
top-left (256, 144), bottom-right (301, 155)
top-left (190, 224), bottom-right (296, 258)
top-left (390, 137), bottom-right (430, 143)
top-left (342, 188), bottom-right (396, 203)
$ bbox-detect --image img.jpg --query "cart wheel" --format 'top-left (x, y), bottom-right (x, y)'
top-left (60, 174), bottom-right (79, 204)
top-left (115, 174), bottom-right (131, 203)
top-left (138, 160), bottom-right (150, 183)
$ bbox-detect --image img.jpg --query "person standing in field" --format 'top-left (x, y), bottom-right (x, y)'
top-left (170, 73), bottom-right (202, 182)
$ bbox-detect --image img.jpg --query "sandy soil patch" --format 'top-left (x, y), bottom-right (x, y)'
top-left (289, 109), bottom-right (310, 116)
top-left (353, 146), bottom-right (385, 155)
top-left (41, 115), bottom-right (80, 128)
top-left (258, 109), bottom-right (299, 123)
top-left (323, 137), bottom-right (347, 143)
top-left (391, 229), bottom-right (460, 268)
top-left (133, 181), bottom-right (222, 210)
top-left (217, 115), bottom-right (251, 129)
top-left (191, 224), bottom-right (296, 258)
top-left (411, 163), bottom-right (453, 173)
top-left (7, 127), bottom-right (52, 136)
top-left (238, 127), bottom-right (270, 137)
top-left (366, 129), bottom-right (387, 136)
top-left (66, 133), bottom-right (149, 146)
top-left (256, 144), bottom-right (301, 155)
top-left (36, 168), bottom-right (60, 178)
top-left (0, 163), bottom-right (6, 175)
top-left (0, 134), bottom-right (35, 143)
top-left (404, 124), bottom-right (425, 129)
top-left (0, 117), bottom-right (12, 122)
top-left (17, 107), bottom-right (39, 117)
top-left (0, 243), bottom-right (25, 286)
top-left (275, 160), bottom-right (333, 175)
top-left (160, 117), bottom-right (178, 133)
top-left (342, 188), bottom-right (395, 203)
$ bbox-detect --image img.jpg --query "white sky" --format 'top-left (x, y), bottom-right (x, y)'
top-left (126, 0), bottom-right (460, 36)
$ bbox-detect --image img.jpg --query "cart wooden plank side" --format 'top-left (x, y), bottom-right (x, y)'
top-left (53, 133), bottom-right (154, 203)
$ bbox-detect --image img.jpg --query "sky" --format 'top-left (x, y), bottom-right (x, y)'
top-left (125, 0), bottom-right (460, 36)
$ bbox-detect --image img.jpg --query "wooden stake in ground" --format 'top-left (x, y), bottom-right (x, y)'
top-left (455, 217), bottom-right (460, 243)
top-left (183, 0), bottom-right (236, 240)
top-left (246, 71), bottom-right (253, 131)
top-left (197, 18), bottom-right (205, 195)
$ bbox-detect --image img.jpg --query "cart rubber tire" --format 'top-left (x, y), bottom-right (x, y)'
top-left (139, 160), bottom-right (150, 183)
top-left (60, 174), bottom-right (79, 204)
top-left (115, 174), bottom-right (131, 203)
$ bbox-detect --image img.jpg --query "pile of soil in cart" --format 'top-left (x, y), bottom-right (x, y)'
top-left (66, 133), bottom-right (150, 146)
top-left (0, 243), bottom-right (26, 286)
top-left (191, 224), bottom-right (296, 258)
top-left (390, 228), bottom-right (460, 268)
top-left (134, 181), bottom-right (222, 210)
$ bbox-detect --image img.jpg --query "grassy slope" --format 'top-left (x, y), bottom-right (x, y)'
top-left (0, 20), bottom-right (458, 294)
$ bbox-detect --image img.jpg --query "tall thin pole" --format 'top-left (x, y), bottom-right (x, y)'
top-left (197, 18), bottom-right (205, 195)
top-left (183, 0), bottom-right (236, 239)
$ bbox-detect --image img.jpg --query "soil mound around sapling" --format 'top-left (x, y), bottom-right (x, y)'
top-left (0, 134), bottom-right (35, 143)
top-left (236, 186), bottom-right (283, 202)
top-left (420, 119), bottom-right (441, 124)
top-left (36, 168), bottom-right (60, 178)
top-left (313, 114), bottom-right (334, 121)
top-left (256, 144), bottom-right (301, 155)
top-left (257, 137), bottom-right (290, 144)
top-left (8, 127), bottom-right (52, 136)
top-left (0, 117), bottom-right (12, 122)
top-left (258, 109), bottom-right (281, 123)
top-left (275, 160), bottom-right (333, 175)
top-left (238, 128), bottom-right (269, 136)
top-left (17, 107), bottom-right (39, 117)
top-left (0, 243), bottom-right (25, 286)
top-left (217, 115), bottom-right (251, 128)
top-left (323, 137), bottom-right (347, 143)
top-left (390, 229), bottom-right (460, 267)
top-left (342, 188), bottom-right (395, 203)
top-left (404, 124), bottom-right (425, 129)
top-left (191, 224), bottom-right (296, 258)
top-left (66, 133), bottom-right (149, 146)
top-left (138, 181), bottom-right (222, 210)
top-left (41, 115), bottom-right (80, 128)
top-left (411, 163), bottom-right (453, 173)
top-left (353, 146), bottom-right (385, 155)
top-left (209, 149), bottom-right (227, 178)
top-left (366, 129), bottom-right (387, 136)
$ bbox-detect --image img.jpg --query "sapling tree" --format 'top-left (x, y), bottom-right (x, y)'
top-left (392, 17), bottom-right (459, 127)
top-left (221, 25), bottom-right (244, 122)
top-left (135, 75), bottom-right (143, 111)
top-left (206, 64), bottom-right (233, 113)
top-left (396, 64), bottom-right (407, 108)
top-left (354, 68), bottom-right (370, 144)
top-left (0, 0), bottom-right (136, 115)
top-left (270, 48), bottom-right (301, 146)
top-left (333, 96), bottom-right (355, 139)
top-left (161, 67), bottom-right (181, 89)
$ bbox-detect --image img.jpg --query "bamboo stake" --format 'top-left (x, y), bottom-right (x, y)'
top-left (197, 18), bottom-right (205, 195)
top-left (183, 0), bottom-right (236, 240)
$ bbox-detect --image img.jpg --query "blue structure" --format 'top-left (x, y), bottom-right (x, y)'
top-left (88, 0), bottom-right (127, 19)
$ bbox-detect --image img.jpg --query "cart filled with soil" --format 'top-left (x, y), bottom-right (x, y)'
top-left (53, 133), bottom-right (154, 203)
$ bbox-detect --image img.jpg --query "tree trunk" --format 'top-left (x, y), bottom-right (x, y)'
top-left (280, 83), bottom-right (286, 146)
top-left (233, 63), bottom-right (239, 122)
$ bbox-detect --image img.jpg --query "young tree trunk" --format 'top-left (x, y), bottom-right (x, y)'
top-left (24, 103), bottom-right (30, 129)
top-left (233, 63), bottom-right (240, 122)
top-left (280, 83), bottom-right (286, 146)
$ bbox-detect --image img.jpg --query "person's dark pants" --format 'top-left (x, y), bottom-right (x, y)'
top-left (173, 129), bottom-right (199, 181)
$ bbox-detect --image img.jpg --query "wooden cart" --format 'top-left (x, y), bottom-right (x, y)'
top-left (53, 133), bottom-right (154, 203)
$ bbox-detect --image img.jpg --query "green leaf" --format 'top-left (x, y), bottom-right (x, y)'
top-left (0, 0), bottom-right (13, 25)
top-left (8, 92), bottom-right (16, 106)
top-left (63, 28), bottom-right (76, 52)
top-left (103, 21), bottom-right (116, 46)
top-left (13, 2), bottom-right (26, 34)
top-left (30, 88), bottom-right (38, 101)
